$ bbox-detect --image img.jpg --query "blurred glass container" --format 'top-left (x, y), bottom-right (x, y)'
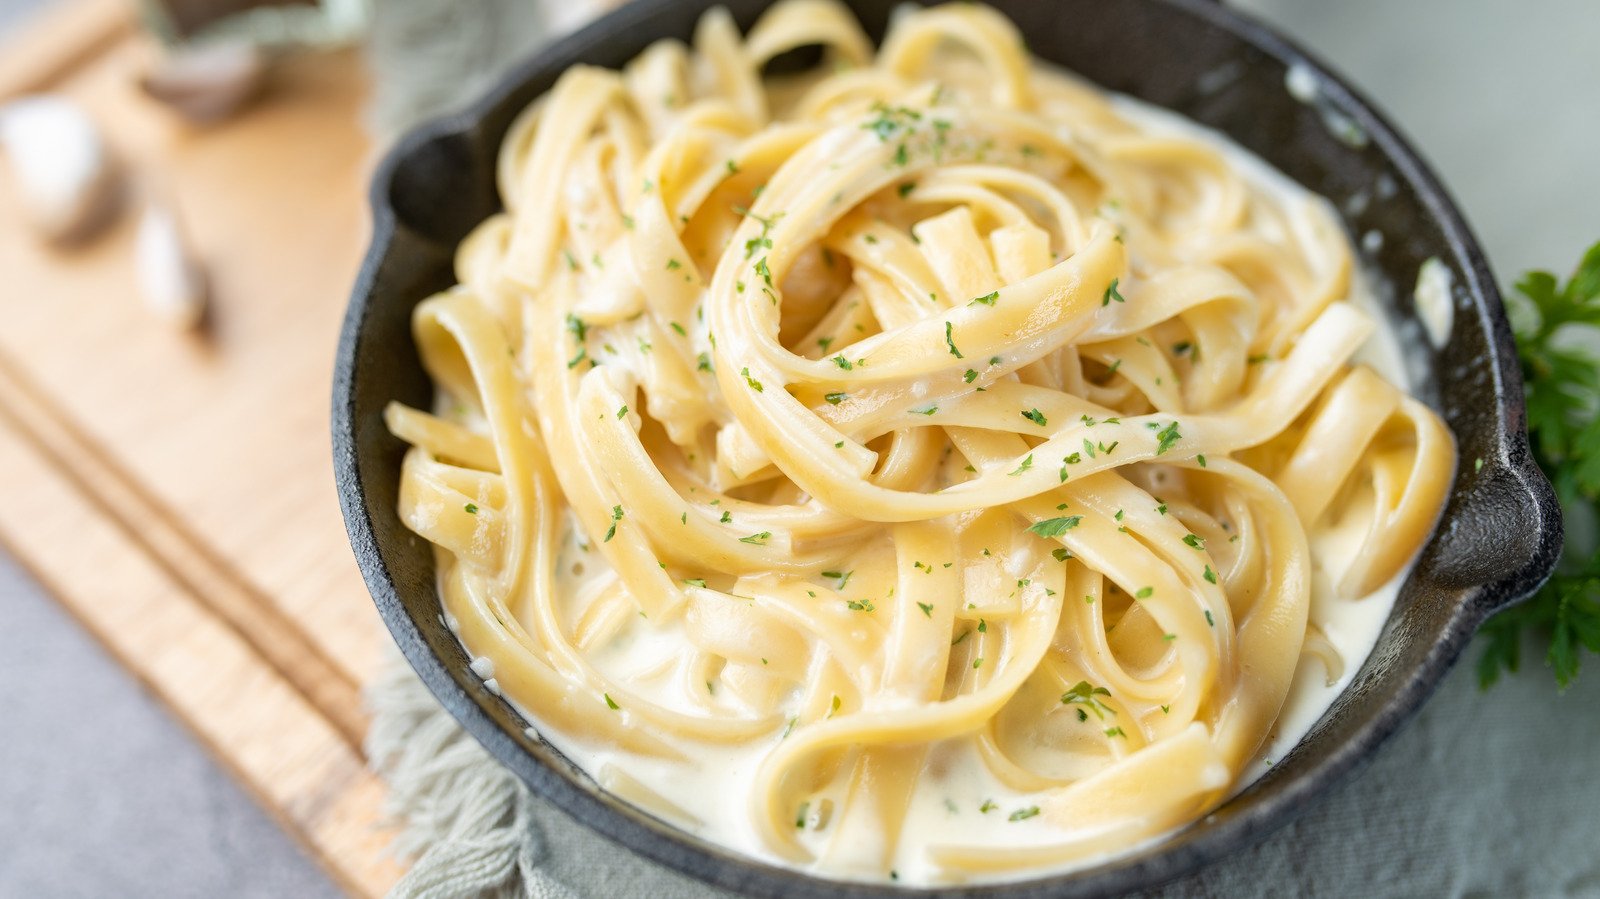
top-left (138, 0), bottom-right (370, 49)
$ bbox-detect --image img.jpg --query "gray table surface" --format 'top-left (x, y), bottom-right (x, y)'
top-left (2, 0), bottom-right (1597, 897)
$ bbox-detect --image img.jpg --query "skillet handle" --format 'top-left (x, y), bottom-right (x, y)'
top-left (1481, 454), bottom-right (1563, 616)
top-left (1425, 435), bottom-right (1563, 622)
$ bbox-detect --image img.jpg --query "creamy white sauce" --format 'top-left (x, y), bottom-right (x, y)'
top-left (1415, 256), bottom-right (1455, 349)
top-left (1284, 63), bottom-right (1320, 105)
top-left (473, 91), bottom-right (1428, 887)
top-left (1283, 60), bottom-right (1369, 149)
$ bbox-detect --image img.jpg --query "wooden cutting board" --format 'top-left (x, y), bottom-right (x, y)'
top-left (0, 1), bottom-right (404, 895)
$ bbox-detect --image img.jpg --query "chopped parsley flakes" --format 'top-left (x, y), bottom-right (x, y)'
top-left (1027, 516), bottom-right (1082, 537)
top-left (1155, 421), bottom-right (1183, 455)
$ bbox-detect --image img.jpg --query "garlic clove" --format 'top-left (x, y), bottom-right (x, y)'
top-left (0, 96), bottom-right (120, 243)
top-left (140, 41), bottom-right (267, 125)
top-left (135, 203), bottom-right (207, 330)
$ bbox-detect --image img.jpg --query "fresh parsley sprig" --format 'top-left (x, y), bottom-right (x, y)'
top-left (1479, 240), bottom-right (1600, 691)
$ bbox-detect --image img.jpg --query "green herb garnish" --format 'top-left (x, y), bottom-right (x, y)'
top-left (1102, 277), bottom-right (1125, 307)
top-left (863, 103), bottom-right (921, 141)
top-left (1155, 420), bottom-right (1182, 455)
top-left (1060, 680), bottom-right (1115, 719)
top-left (1480, 241), bottom-right (1600, 690)
top-left (1028, 516), bottom-right (1082, 537)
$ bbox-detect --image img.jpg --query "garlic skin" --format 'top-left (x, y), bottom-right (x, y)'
top-left (0, 96), bottom-right (119, 242)
top-left (136, 203), bottom-right (207, 330)
top-left (141, 41), bottom-right (267, 124)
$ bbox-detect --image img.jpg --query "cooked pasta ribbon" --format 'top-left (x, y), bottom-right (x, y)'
top-left (388, 0), bottom-right (1454, 883)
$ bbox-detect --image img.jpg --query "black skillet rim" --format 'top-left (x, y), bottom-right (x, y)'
top-left (334, 0), bottom-right (1563, 895)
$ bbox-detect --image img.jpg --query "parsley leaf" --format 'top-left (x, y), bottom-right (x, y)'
top-left (1060, 680), bottom-right (1115, 720)
top-left (1102, 277), bottom-right (1125, 307)
top-left (1480, 241), bottom-right (1600, 691)
top-left (1155, 421), bottom-right (1182, 455)
top-left (1028, 516), bottom-right (1082, 537)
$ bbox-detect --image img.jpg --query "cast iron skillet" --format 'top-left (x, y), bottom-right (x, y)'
top-left (333, 0), bottom-right (1562, 895)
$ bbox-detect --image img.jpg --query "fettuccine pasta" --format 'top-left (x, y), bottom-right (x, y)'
top-left (386, 0), bottom-right (1455, 884)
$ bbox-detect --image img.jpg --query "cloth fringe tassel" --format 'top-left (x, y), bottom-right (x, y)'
top-left (364, 653), bottom-right (581, 899)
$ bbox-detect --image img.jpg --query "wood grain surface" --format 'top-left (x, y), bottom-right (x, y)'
top-left (0, 1), bottom-right (404, 895)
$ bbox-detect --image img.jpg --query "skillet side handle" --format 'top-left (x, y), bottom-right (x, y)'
top-left (1477, 452), bottom-right (1564, 617)
top-left (1426, 429), bottom-right (1563, 622)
